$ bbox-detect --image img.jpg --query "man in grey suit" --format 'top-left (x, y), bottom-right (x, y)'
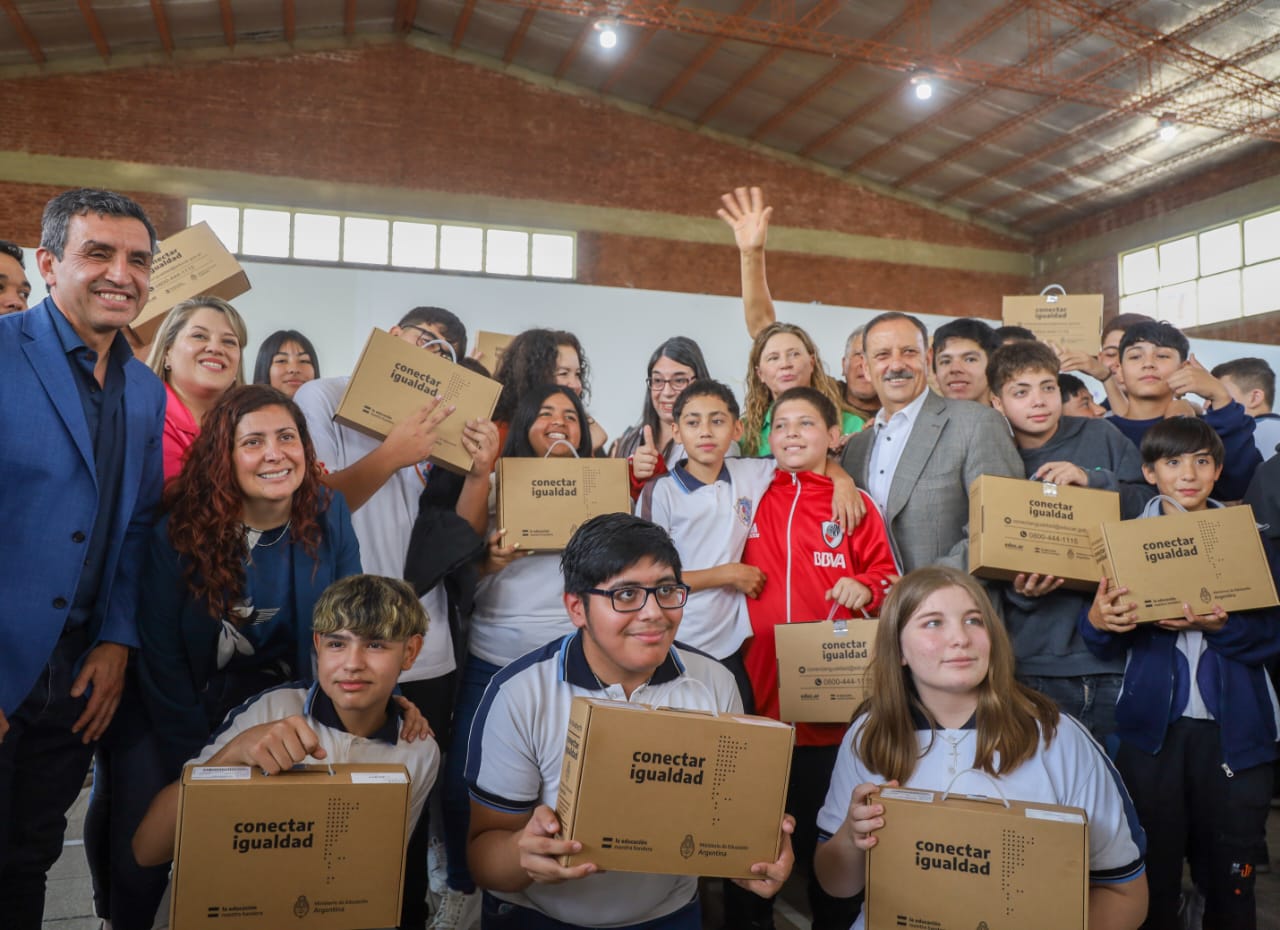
top-left (841, 311), bottom-right (1021, 574)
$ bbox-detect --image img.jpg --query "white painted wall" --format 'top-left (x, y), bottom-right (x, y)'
top-left (21, 253), bottom-right (1280, 442)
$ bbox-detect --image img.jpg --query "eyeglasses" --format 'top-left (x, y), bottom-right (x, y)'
top-left (403, 325), bottom-right (453, 357)
top-left (582, 583), bottom-right (690, 612)
top-left (646, 375), bottom-right (694, 393)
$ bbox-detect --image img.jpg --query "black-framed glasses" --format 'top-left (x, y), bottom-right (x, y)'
top-left (403, 324), bottom-right (453, 357)
top-left (646, 375), bottom-right (694, 393)
top-left (583, 583), bottom-right (690, 612)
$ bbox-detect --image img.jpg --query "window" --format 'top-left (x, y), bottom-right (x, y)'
top-left (188, 201), bottom-right (576, 279)
top-left (1118, 205), bottom-right (1280, 327)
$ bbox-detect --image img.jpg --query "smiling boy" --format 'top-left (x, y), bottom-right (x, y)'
top-left (741, 386), bottom-right (897, 930)
top-left (464, 513), bottom-right (793, 929)
top-left (1080, 417), bottom-right (1280, 929)
top-left (986, 341), bottom-right (1150, 741)
top-left (131, 574), bottom-right (440, 867)
top-left (931, 318), bottom-right (1000, 405)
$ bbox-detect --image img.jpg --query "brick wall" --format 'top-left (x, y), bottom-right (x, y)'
top-left (0, 43), bottom-right (1027, 314)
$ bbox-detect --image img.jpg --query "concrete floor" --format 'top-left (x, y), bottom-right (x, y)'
top-left (40, 791), bottom-right (1280, 930)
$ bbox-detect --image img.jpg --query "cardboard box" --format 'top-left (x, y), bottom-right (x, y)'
top-left (1091, 503), bottom-right (1279, 623)
top-left (865, 784), bottom-right (1088, 930)
top-left (555, 698), bottom-right (794, 878)
top-left (774, 618), bottom-right (878, 723)
top-left (334, 328), bottom-right (502, 474)
top-left (136, 222), bottom-right (251, 342)
top-left (969, 475), bottom-right (1120, 591)
top-left (1002, 291), bottom-right (1103, 355)
top-left (170, 763), bottom-right (411, 930)
top-left (497, 456), bottom-right (632, 552)
top-left (474, 330), bottom-right (515, 373)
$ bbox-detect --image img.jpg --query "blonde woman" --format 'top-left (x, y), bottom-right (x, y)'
top-left (741, 321), bottom-right (859, 456)
top-left (146, 296), bottom-right (247, 479)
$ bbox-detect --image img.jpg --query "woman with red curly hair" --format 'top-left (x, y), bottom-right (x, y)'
top-left (137, 384), bottom-right (361, 771)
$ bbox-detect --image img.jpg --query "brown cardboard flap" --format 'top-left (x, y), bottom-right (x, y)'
top-left (474, 330), bottom-right (515, 373)
top-left (1002, 290), bottom-right (1103, 355)
top-left (775, 618), bottom-right (878, 723)
top-left (136, 222), bottom-right (251, 343)
top-left (968, 475), bottom-right (1119, 591)
top-left (333, 328), bottom-right (502, 474)
top-left (497, 457), bottom-right (631, 552)
top-left (1090, 503), bottom-right (1279, 622)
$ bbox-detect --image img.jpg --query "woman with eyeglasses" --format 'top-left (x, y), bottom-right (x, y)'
top-left (434, 384), bottom-right (596, 922)
top-left (610, 336), bottom-right (721, 471)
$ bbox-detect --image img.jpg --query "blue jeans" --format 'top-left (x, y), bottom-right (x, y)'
top-left (443, 654), bottom-right (503, 894)
top-left (0, 627), bottom-right (96, 930)
top-left (481, 893), bottom-right (699, 929)
top-left (1018, 673), bottom-right (1122, 752)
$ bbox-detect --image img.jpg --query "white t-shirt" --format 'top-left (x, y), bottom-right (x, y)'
top-left (817, 712), bottom-right (1145, 930)
top-left (295, 377), bottom-right (454, 681)
top-left (466, 631), bottom-right (743, 927)
top-left (469, 547), bottom-right (574, 667)
top-left (637, 458), bottom-right (775, 658)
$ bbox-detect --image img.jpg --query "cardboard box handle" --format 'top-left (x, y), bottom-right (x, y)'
top-left (941, 769), bottom-right (1011, 808)
top-left (544, 439), bottom-right (580, 459)
top-left (1039, 283), bottom-right (1066, 301)
top-left (420, 339), bottom-right (458, 363)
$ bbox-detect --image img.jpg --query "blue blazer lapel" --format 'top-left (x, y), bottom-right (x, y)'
top-left (885, 393), bottom-right (948, 521)
top-left (21, 305), bottom-right (94, 475)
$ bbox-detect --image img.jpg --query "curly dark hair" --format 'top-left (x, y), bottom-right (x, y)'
top-left (492, 328), bottom-right (590, 423)
top-left (165, 385), bottom-right (326, 618)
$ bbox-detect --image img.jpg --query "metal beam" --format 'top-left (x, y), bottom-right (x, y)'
top-left (938, 0), bottom-right (1270, 205)
top-left (283, 0), bottom-right (296, 43)
top-left (76, 0), bottom-right (111, 61)
top-left (653, 0), bottom-right (763, 111)
top-left (503, 8), bottom-right (538, 63)
top-left (798, 0), bottom-right (1026, 160)
top-left (748, 7), bottom-right (916, 142)
top-left (401, 0), bottom-right (421, 34)
top-left (217, 0), bottom-right (236, 48)
top-left (693, 0), bottom-right (843, 126)
top-left (554, 19), bottom-right (594, 80)
top-left (450, 0), bottom-right (475, 46)
top-left (150, 0), bottom-right (174, 55)
top-left (969, 27), bottom-right (1280, 219)
top-left (0, 0), bottom-right (45, 64)
top-left (344, 0), bottom-right (357, 36)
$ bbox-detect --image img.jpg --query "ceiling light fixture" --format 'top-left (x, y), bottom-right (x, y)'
top-left (595, 18), bottom-right (619, 49)
top-left (1158, 113), bottom-right (1179, 142)
top-left (910, 74), bottom-right (934, 101)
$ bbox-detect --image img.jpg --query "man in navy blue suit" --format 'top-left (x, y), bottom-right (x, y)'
top-left (0, 189), bottom-right (166, 927)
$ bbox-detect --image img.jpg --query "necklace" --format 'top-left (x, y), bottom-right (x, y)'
top-left (938, 728), bottom-right (973, 775)
top-left (244, 520), bottom-right (292, 559)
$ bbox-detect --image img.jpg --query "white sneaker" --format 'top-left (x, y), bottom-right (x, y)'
top-left (427, 834), bottom-right (449, 897)
top-left (428, 889), bottom-right (479, 930)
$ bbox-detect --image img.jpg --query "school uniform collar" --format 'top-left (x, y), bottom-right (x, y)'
top-left (559, 629), bottom-right (686, 690)
top-left (909, 704), bottom-right (976, 731)
top-left (304, 682), bottom-right (401, 745)
top-left (670, 459), bottom-right (730, 492)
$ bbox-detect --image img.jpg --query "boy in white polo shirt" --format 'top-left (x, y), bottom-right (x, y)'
top-left (637, 380), bottom-right (858, 712)
top-left (130, 575), bottom-right (441, 920)
top-left (465, 513), bottom-right (795, 929)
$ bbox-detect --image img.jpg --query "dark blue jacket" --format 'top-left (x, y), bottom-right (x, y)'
top-left (1078, 500), bottom-right (1280, 773)
top-left (0, 299), bottom-right (165, 713)
top-left (137, 491), bottom-right (361, 771)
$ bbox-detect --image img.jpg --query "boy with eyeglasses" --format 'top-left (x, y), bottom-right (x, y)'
top-left (465, 512), bottom-right (794, 929)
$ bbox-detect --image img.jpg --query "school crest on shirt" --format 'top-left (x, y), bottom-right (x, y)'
top-left (735, 497), bottom-right (753, 528)
top-left (822, 520), bottom-right (844, 549)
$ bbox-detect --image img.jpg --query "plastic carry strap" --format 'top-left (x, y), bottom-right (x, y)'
top-left (543, 439), bottom-right (580, 459)
top-left (420, 339), bottom-right (458, 364)
top-left (941, 768), bottom-right (1011, 808)
top-left (1038, 283), bottom-right (1067, 303)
